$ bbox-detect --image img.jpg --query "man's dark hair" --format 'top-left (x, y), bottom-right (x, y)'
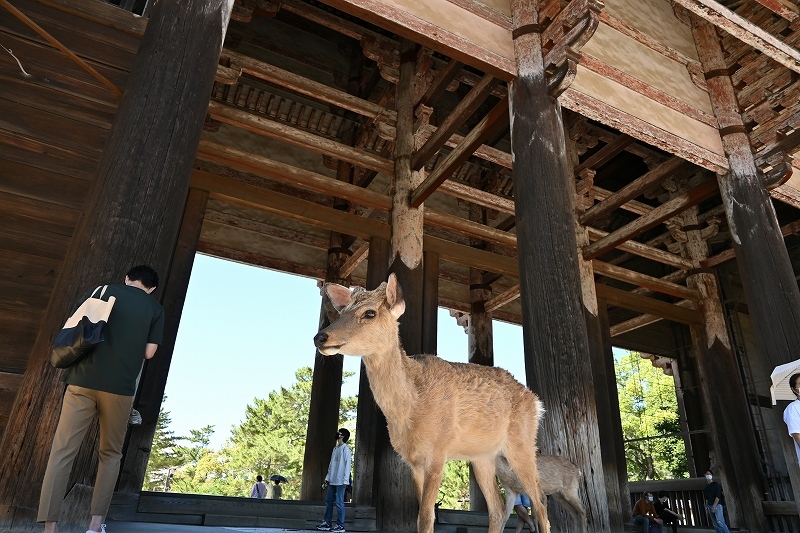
top-left (657, 491), bottom-right (668, 498)
top-left (706, 469), bottom-right (713, 475)
top-left (256, 475), bottom-right (263, 482)
top-left (338, 427), bottom-right (350, 443)
top-left (790, 373), bottom-right (800, 389)
top-left (127, 265), bottom-right (159, 289)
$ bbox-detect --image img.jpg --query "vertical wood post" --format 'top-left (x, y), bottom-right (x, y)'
top-left (372, 38), bottom-right (426, 532)
top-left (668, 202), bottom-right (769, 531)
top-left (354, 238), bottom-right (390, 505)
top-left (116, 187), bottom-right (209, 493)
top-left (509, 1), bottom-right (610, 531)
top-left (0, 0), bottom-right (232, 527)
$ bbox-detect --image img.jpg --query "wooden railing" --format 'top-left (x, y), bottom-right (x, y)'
top-left (630, 477), bottom-right (800, 532)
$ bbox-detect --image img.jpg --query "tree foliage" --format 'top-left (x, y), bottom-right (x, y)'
top-left (616, 351), bottom-right (688, 480)
top-left (145, 367), bottom-right (357, 499)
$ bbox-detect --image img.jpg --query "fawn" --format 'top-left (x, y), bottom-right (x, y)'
top-left (497, 453), bottom-right (587, 533)
top-left (313, 274), bottom-right (550, 533)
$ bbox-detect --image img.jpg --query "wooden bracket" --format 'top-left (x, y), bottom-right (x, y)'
top-left (759, 151), bottom-right (793, 190)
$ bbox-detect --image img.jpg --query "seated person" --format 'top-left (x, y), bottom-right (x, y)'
top-left (655, 491), bottom-right (683, 533)
top-left (632, 492), bottom-right (662, 533)
top-left (513, 493), bottom-right (537, 533)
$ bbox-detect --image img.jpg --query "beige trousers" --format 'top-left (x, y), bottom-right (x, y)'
top-left (38, 385), bottom-right (133, 522)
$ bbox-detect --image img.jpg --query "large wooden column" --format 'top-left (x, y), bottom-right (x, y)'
top-left (301, 238), bottom-right (349, 500)
top-left (373, 38), bottom-right (426, 532)
top-left (667, 203), bottom-right (769, 531)
top-left (0, 0), bottom-right (232, 527)
top-left (118, 187), bottom-right (209, 492)
top-left (354, 238), bottom-right (390, 505)
top-left (575, 169), bottom-right (628, 530)
top-left (509, 1), bottom-right (610, 531)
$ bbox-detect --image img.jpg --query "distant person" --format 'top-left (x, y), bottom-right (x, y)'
top-left (783, 373), bottom-right (800, 466)
top-left (632, 491), bottom-right (662, 533)
top-left (704, 470), bottom-right (731, 533)
top-left (38, 266), bottom-right (164, 533)
top-left (250, 475), bottom-right (267, 499)
top-left (654, 491), bottom-right (683, 533)
top-left (266, 478), bottom-right (282, 499)
top-left (316, 428), bottom-right (352, 533)
top-left (512, 493), bottom-right (537, 533)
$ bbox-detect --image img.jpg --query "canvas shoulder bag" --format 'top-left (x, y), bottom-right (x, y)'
top-left (50, 285), bottom-right (116, 368)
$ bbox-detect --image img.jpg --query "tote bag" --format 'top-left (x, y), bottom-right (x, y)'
top-left (50, 285), bottom-right (116, 368)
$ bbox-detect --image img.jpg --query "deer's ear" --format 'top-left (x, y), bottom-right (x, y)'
top-left (325, 283), bottom-right (353, 312)
top-left (385, 273), bottom-right (406, 318)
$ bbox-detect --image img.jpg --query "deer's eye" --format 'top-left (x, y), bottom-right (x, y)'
top-left (363, 309), bottom-right (377, 319)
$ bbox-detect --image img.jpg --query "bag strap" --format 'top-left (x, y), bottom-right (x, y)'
top-left (91, 285), bottom-right (109, 299)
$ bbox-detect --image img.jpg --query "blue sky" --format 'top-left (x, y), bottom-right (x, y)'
top-left (164, 254), bottom-right (529, 449)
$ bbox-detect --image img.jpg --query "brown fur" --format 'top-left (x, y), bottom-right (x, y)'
top-left (314, 274), bottom-right (550, 533)
top-left (497, 454), bottom-right (587, 533)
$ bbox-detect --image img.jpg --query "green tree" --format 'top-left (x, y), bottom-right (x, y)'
top-left (438, 460), bottom-right (471, 510)
top-left (143, 403), bottom-right (184, 491)
top-left (616, 351), bottom-right (688, 480)
top-left (162, 366), bottom-right (357, 498)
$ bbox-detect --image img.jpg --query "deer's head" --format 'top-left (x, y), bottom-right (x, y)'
top-left (314, 273), bottom-right (406, 357)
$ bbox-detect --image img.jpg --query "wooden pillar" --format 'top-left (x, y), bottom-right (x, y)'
top-left (690, 15), bottom-right (800, 527)
top-left (575, 163), bottom-right (627, 529)
top-left (0, 0), bottom-right (231, 527)
top-left (371, 38), bottom-right (426, 532)
top-left (117, 187), bottom-right (209, 492)
top-left (668, 202), bottom-right (768, 531)
top-left (467, 204), bottom-right (492, 512)
top-left (354, 238), bottom-right (390, 505)
top-left (301, 238), bottom-right (349, 500)
top-left (509, 1), bottom-right (610, 531)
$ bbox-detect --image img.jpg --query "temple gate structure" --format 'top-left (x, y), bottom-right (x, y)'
top-left (2, 0), bottom-right (800, 531)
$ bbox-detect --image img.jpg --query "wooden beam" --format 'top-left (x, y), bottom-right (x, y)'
top-left (206, 100), bottom-right (394, 174)
top-left (592, 260), bottom-right (700, 300)
top-left (220, 49), bottom-right (397, 124)
top-left (411, 74), bottom-right (497, 170)
top-left (754, 0), bottom-right (799, 21)
top-left (197, 140), bottom-right (391, 210)
top-left (586, 227), bottom-right (694, 269)
top-left (583, 178), bottom-right (718, 260)
top-left (438, 179), bottom-right (515, 214)
top-left (410, 98), bottom-right (509, 207)
top-left (576, 133), bottom-right (635, 174)
top-left (418, 58), bottom-right (462, 107)
top-left (203, 209), bottom-right (330, 249)
top-left (198, 241), bottom-right (328, 279)
top-left (485, 283), bottom-right (520, 312)
top-left (595, 284), bottom-right (703, 325)
top-left (704, 218), bottom-right (800, 268)
top-left (673, 0), bottom-right (800, 74)
top-left (581, 157), bottom-right (688, 225)
top-left (424, 210), bottom-right (517, 248)
top-left (590, 186), bottom-right (653, 216)
top-left (340, 240), bottom-right (370, 278)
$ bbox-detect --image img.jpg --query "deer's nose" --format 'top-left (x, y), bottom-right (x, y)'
top-left (314, 331), bottom-right (328, 347)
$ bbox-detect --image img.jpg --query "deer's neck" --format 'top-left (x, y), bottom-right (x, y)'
top-left (362, 340), bottom-right (417, 428)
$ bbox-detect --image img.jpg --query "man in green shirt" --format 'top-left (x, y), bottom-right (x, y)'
top-left (39, 266), bottom-right (164, 533)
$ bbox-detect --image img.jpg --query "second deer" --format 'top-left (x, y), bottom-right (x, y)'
top-left (497, 453), bottom-right (587, 533)
top-left (314, 274), bottom-right (550, 533)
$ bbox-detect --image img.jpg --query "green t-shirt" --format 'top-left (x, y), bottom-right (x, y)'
top-left (63, 283), bottom-right (164, 396)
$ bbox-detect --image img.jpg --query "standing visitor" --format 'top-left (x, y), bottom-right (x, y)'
top-left (250, 475), bottom-right (267, 498)
top-left (704, 470), bottom-right (731, 533)
top-left (266, 478), bottom-right (282, 499)
top-left (316, 428), bottom-right (352, 532)
top-left (783, 373), bottom-right (800, 466)
top-left (38, 266), bottom-right (164, 533)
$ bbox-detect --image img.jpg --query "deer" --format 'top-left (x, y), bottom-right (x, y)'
top-left (497, 453), bottom-right (587, 533)
top-left (313, 274), bottom-right (550, 533)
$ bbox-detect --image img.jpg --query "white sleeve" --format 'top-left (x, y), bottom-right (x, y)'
top-left (786, 403), bottom-right (800, 435)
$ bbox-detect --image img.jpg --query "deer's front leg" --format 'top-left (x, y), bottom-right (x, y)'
top-left (410, 461), bottom-right (444, 533)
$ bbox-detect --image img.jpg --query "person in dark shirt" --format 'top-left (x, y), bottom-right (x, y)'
top-left (703, 470), bottom-right (731, 533)
top-left (632, 491), bottom-right (662, 532)
top-left (654, 491), bottom-right (683, 533)
top-left (38, 266), bottom-right (164, 533)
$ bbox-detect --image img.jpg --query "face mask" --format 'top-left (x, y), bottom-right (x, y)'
top-left (647, 496), bottom-right (653, 502)
top-left (706, 475), bottom-right (713, 481)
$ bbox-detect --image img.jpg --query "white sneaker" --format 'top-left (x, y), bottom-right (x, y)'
top-left (129, 409), bottom-right (142, 425)
top-left (85, 527), bottom-right (106, 533)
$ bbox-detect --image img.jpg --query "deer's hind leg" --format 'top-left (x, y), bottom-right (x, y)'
top-left (410, 459), bottom-right (445, 533)
top-left (504, 447), bottom-right (549, 533)
top-left (472, 456), bottom-right (506, 533)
